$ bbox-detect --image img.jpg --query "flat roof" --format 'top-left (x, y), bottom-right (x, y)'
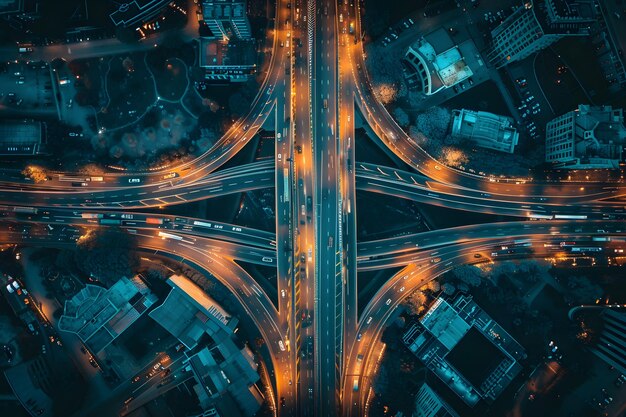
top-left (421, 298), bottom-right (470, 350)
top-left (446, 327), bottom-right (507, 389)
top-left (0, 120), bottom-right (42, 155)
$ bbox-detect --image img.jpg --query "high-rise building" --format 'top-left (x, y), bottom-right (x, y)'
top-left (545, 104), bottom-right (626, 169)
top-left (414, 383), bottom-right (460, 417)
top-left (487, 0), bottom-right (594, 68)
top-left (202, 0), bottom-right (252, 40)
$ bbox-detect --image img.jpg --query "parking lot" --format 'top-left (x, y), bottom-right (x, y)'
top-left (0, 60), bottom-right (58, 118)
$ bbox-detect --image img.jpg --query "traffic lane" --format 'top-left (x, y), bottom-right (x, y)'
top-left (358, 164), bottom-right (624, 204)
top-left (0, 167), bottom-right (275, 208)
top-left (357, 219), bottom-right (626, 259)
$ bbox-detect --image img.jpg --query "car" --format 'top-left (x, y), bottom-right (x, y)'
top-left (357, 333), bottom-right (362, 341)
top-left (281, 289), bottom-right (286, 298)
top-left (308, 388), bottom-right (313, 398)
top-left (453, 85), bottom-right (459, 93)
top-left (468, 78), bottom-right (474, 85)
top-left (474, 253), bottom-right (482, 258)
top-left (460, 82), bottom-right (466, 90)
top-left (280, 397), bottom-right (286, 407)
top-left (278, 340), bottom-right (285, 351)
top-left (366, 316), bottom-right (373, 324)
top-left (80, 346), bottom-right (87, 354)
top-left (385, 298), bottom-right (392, 305)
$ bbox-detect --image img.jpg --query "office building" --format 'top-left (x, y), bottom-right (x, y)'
top-left (199, 38), bottom-right (257, 82)
top-left (589, 309), bottom-right (626, 374)
top-left (451, 109), bottom-right (519, 154)
top-left (414, 383), bottom-right (460, 417)
top-left (487, 0), bottom-right (594, 68)
top-left (109, 0), bottom-right (171, 27)
top-left (202, 0), bottom-right (252, 40)
top-left (403, 295), bottom-right (525, 406)
top-left (0, 120), bottom-right (44, 156)
top-left (149, 275), bottom-right (262, 417)
top-left (545, 104), bottom-right (626, 169)
top-left (59, 276), bottom-right (158, 353)
top-left (403, 27), bottom-right (473, 96)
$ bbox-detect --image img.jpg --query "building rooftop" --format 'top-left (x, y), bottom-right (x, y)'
top-left (0, 120), bottom-right (43, 156)
top-left (0, 0), bottom-right (21, 14)
top-left (199, 38), bottom-right (256, 68)
top-left (149, 275), bottom-right (236, 349)
top-left (59, 276), bottom-right (157, 353)
top-left (452, 109), bottom-right (519, 154)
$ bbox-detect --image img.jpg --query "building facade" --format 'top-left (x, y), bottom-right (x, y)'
top-left (199, 38), bottom-right (256, 82)
top-left (545, 104), bottom-right (626, 169)
top-left (202, 0), bottom-right (252, 40)
top-left (403, 27), bottom-right (473, 96)
top-left (487, 0), bottom-right (594, 68)
top-left (451, 109), bottom-right (519, 153)
top-left (590, 309), bottom-right (626, 374)
top-left (414, 383), bottom-right (460, 417)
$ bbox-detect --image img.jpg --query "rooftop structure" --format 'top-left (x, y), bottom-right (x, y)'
top-left (403, 27), bottom-right (473, 96)
top-left (149, 274), bottom-right (236, 348)
top-left (199, 38), bottom-right (256, 82)
top-left (487, 0), bottom-right (594, 68)
top-left (589, 309), bottom-right (626, 374)
top-left (0, 120), bottom-right (43, 156)
top-left (451, 109), bottom-right (519, 154)
top-left (0, 0), bottom-right (21, 14)
top-left (109, 0), bottom-right (171, 27)
top-left (414, 382), bottom-right (460, 417)
top-left (202, 0), bottom-right (252, 40)
top-left (403, 295), bottom-right (525, 406)
top-left (58, 276), bottom-right (158, 353)
top-left (545, 104), bottom-right (626, 169)
top-left (149, 275), bottom-right (261, 417)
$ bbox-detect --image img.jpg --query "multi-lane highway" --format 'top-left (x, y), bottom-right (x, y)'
top-left (3, 0), bottom-right (626, 416)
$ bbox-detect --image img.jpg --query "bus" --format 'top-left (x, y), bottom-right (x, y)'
top-left (283, 168), bottom-right (290, 202)
top-left (158, 231), bottom-right (183, 241)
top-left (13, 207), bottom-right (38, 214)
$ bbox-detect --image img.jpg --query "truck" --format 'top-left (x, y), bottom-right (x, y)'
top-left (81, 213), bottom-right (103, 219)
top-left (283, 168), bottom-right (290, 202)
top-left (352, 377), bottom-right (359, 391)
top-left (146, 217), bottom-right (164, 225)
top-left (13, 207), bottom-right (38, 214)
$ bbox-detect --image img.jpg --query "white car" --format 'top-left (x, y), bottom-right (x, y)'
top-left (366, 316), bottom-right (373, 324)
top-left (385, 299), bottom-right (392, 305)
top-left (281, 289), bottom-right (286, 298)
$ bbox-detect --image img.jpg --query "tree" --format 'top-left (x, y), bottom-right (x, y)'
top-left (564, 275), bottom-right (603, 304)
top-left (403, 291), bottom-right (427, 315)
top-left (393, 107), bottom-right (410, 128)
top-left (75, 229), bottom-right (139, 287)
top-left (115, 27), bottom-right (139, 44)
top-left (453, 265), bottom-right (484, 287)
top-left (441, 282), bottom-right (456, 295)
top-left (22, 165), bottom-right (49, 183)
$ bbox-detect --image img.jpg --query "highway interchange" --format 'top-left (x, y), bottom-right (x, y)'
top-left (2, 0), bottom-right (626, 416)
